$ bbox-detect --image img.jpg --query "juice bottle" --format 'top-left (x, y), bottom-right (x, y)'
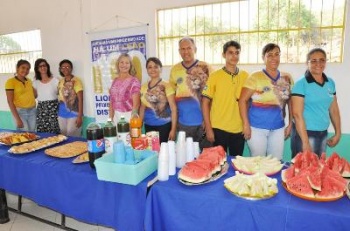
top-left (130, 113), bottom-right (142, 148)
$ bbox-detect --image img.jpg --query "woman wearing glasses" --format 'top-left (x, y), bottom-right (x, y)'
top-left (239, 43), bottom-right (293, 160)
top-left (33, 58), bottom-right (60, 134)
top-left (57, 59), bottom-right (84, 137)
top-left (291, 48), bottom-right (341, 157)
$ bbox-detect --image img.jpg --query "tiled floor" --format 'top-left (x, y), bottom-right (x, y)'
top-left (0, 193), bottom-right (115, 231)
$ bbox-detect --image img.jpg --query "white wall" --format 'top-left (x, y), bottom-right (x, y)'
top-left (1, 0), bottom-right (349, 133)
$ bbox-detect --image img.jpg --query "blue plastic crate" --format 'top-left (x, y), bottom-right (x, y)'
top-left (94, 150), bottom-right (158, 186)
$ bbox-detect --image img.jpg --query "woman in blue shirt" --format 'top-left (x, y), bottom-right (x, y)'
top-left (291, 48), bottom-right (341, 157)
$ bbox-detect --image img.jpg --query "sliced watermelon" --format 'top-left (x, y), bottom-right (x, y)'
top-left (281, 165), bottom-right (295, 183)
top-left (307, 171), bottom-right (321, 191)
top-left (179, 164), bottom-right (211, 183)
top-left (286, 175), bottom-right (315, 198)
top-left (341, 160), bottom-right (350, 177)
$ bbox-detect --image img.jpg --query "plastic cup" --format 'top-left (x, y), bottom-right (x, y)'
top-left (113, 140), bottom-right (126, 163)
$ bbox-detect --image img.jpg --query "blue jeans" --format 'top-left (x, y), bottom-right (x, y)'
top-left (15, 107), bottom-right (37, 132)
top-left (291, 123), bottom-right (327, 158)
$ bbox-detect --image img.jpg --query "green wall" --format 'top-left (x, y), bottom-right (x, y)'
top-left (1, 110), bottom-right (349, 161)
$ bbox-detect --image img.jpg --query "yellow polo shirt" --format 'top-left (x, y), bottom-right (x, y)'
top-left (202, 68), bottom-right (249, 133)
top-left (5, 77), bottom-right (36, 108)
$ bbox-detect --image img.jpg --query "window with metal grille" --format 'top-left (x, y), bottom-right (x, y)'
top-left (157, 0), bottom-right (346, 66)
top-left (0, 29), bottom-right (42, 73)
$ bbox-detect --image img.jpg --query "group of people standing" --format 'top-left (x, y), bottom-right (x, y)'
top-left (108, 37), bottom-right (341, 159)
top-left (5, 59), bottom-right (84, 137)
top-left (5, 36), bottom-right (341, 160)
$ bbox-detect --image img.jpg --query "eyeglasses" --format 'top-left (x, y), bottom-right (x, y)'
top-left (266, 52), bottom-right (281, 59)
top-left (38, 64), bottom-right (47, 68)
top-left (308, 59), bottom-right (326, 65)
top-left (60, 66), bottom-right (71, 70)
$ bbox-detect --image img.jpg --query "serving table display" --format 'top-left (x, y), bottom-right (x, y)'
top-left (0, 129), bottom-right (156, 231)
top-left (145, 156), bottom-right (350, 231)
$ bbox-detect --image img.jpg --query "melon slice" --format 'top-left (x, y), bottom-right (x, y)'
top-left (281, 165), bottom-right (295, 183)
top-left (341, 160), bottom-right (350, 177)
top-left (286, 175), bottom-right (315, 198)
top-left (307, 171), bottom-right (321, 191)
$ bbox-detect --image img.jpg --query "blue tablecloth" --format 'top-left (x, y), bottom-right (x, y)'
top-left (145, 160), bottom-right (350, 231)
top-left (0, 130), bottom-right (155, 231)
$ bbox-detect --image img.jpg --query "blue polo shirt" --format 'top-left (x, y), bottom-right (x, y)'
top-left (291, 72), bottom-right (336, 131)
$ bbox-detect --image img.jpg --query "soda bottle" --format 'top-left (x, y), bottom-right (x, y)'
top-left (130, 113), bottom-right (142, 148)
top-left (103, 118), bottom-right (117, 153)
top-left (117, 116), bottom-right (130, 146)
top-left (86, 122), bottom-right (105, 169)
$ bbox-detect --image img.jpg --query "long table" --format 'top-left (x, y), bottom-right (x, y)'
top-left (144, 161), bottom-right (350, 231)
top-left (0, 131), bottom-right (156, 231)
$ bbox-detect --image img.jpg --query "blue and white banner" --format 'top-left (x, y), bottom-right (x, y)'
top-left (88, 25), bottom-right (148, 123)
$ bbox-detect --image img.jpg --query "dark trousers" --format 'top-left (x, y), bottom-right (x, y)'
top-left (213, 128), bottom-right (245, 156)
top-left (0, 189), bottom-right (9, 224)
top-left (177, 123), bottom-right (212, 150)
top-left (145, 122), bottom-right (172, 143)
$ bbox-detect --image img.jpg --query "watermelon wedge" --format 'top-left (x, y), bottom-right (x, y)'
top-left (286, 175), bottom-right (315, 198)
top-left (341, 161), bottom-right (350, 177)
top-left (307, 171), bottom-right (321, 191)
top-left (281, 165), bottom-right (295, 183)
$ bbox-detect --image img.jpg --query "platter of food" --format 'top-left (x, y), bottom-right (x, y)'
top-left (72, 152), bottom-right (89, 164)
top-left (45, 141), bottom-right (88, 158)
top-left (224, 171), bottom-right (278, 200)
top-left (8, 135), bottom-right (67, 154)
top-left (231, 155), bottom-right (284, 176)
top-left (178, 146), bottom-right (228, 186)
top-left (0, 132), bottom-right (39, 146)
top-left (178, 163), bottom-right (229, 186)
top-left (282, 151), bottom-right (348, 202)
top-left (282, 182), bottom-right (344, 202)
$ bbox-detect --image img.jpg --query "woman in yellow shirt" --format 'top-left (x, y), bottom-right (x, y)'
top-left (5, 59), bottom-right (37, 131)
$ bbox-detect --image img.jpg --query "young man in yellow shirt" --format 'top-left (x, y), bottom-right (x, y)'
top-left (202, 41), bottom-right (249, 156)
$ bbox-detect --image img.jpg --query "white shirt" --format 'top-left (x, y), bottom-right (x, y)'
top-left (33, 77), bottom-right (59, 101)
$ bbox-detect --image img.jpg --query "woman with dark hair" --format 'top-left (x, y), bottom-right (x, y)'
top-left (139, 57), bottom-right (177, 142)
top-left (239, 43), bottom-right (293, 160)
top-left (291, 48), bottom-right (341, 157)
top-left (33, 58), bottom-right (60, 133)
top-left (57, 59), bottom-right (84, 137)
top-left (5, 59), bottom-right (37, 131)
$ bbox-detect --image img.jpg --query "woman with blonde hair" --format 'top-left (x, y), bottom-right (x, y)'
top-left (109, 53), bottom-right (141, 124)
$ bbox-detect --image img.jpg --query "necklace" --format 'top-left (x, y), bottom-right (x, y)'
top-left (223, 66), bottom-right (239, 77)
top-left (148, 78), bottom-right (162, 89)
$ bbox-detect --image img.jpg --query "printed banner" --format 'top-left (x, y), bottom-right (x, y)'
top-left (88, 26), bottom-right (148, 123)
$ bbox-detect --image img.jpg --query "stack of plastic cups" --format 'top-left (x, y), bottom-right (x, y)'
top-left (158, 142), bottom-right (169, 181)
top-left (186, 137), bottom-right (194, 162)
top-left (176, 131), bottom-right (186, 168)
top-left (168, 140), bottom-right (176, 176)
top-left (193, 142), bottom-right (200, 158)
